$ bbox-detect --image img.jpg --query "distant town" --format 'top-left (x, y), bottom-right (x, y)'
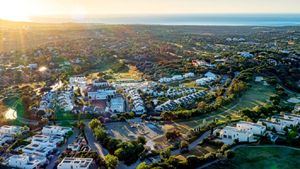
top-left (0, 20), bottom-right (299, 169)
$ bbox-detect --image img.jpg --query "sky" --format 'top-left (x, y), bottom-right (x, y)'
top-left (0, 0), bottom-right (300, 21)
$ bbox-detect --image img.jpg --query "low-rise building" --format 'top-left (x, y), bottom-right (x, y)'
top-left (183, 72), bottom-right (195, 78)
top-left (88, 89), bottom-right (116, 100)
top-left (92, 79), bottom-right (109, 87)
top-left (257, 119), bottom-right (286, 132)
top-left (109, 96), bottom-right (125, 113)
top-left (196, 72), bottom-right (218, 86)
top-left (22, 134), bottom-right (64, 157)
top-left (271, 115), bottom-right (298, 127)
top-left (0, 134), bottom-right (14, 145)
top-left (0, 125), bottom-right (23, 135)
top-left (219, 126), bottom-right (254, 142)
top-left (42, 126), bottom-right (72, 136)
top-left (69, 76), bottom-right (87, 90)
top-left (283, 113), bottom-right (300, 124)
top-left (57, 157), bottom-right (94, 169)
top-left (171, 75), bottom-right (184, 81)
top-left (8, 154), bottom-right (47, 169)
top-left (238, 52), bottom-right (254, 58)
top-left (236, 121), bottom-right (266, 135)
top-left (68, 143), bottom-right (81, 151)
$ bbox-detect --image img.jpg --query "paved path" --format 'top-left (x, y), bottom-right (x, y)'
top-left (84, 121), bottom-right (108, 159)
top-left (171, 131), bottom-right (211, 156)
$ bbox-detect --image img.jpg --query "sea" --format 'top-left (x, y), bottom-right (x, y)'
top-left (32, 14), bottom-right (300, 26)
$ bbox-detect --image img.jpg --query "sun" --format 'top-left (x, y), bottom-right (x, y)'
top-left (0, 0), bottom-right (30, 21)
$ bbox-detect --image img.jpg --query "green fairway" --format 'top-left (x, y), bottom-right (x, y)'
top-left (176, 82), bottom-right (275, 128)
top-left (3, 97), bottom-right (25, 118)
top-left (230, 146), bottom-right (300, 169)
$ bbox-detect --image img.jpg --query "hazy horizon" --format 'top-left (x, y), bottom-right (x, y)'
top-left (1, 0), bottom-right (300, 22)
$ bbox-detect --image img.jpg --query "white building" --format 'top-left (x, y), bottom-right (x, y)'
top-left (22, 134), bottom-right (64, 157)
top-left (8, 154), bottom-right (47, 169)
top-left (57, 91), bottom-right (74, 111)
top-left (183, 72), bottom-right (195, 78)
top-left (28, 63), bottom-right (38, 69)
top-left (283, 113), bottom-right (300, 124)
top-left (69, 76), bottom-right (87, 90)
top-left (57, 157), bottom-right (94, 169)
top-left (0, 125), bottom-right (23, 135)
top-left (68, 143), bottom-right (81, 151)
top-left (109, 96), bottom-right (125, 113)
top-left (42, 126), bottom-right (72, 136)
top-left (92, 79), bottom-right (109, 87)
top-left (0, 134), bottom-right (14, 145)
top-left (271, 115), bottom-right (298, 127)
top-left (219, 126), bottom-right (254, 142)
top-left (257, 119), bottom-right (286, 132)
top-left (126, 88), bottom-right (146, 115)
top-left (171, 75), bottom-right (184, 81)
top-left (204, 72), bottom-right (217, 80)
top-left (196, 72), bottom-right (217, 86)
top-left (238, 52), bottom-right (254, 58)
top-left (236, 121), bottom-right (266, 135)
top-left (159, 77), bottom-right (172, 83)
top-left (88, 90), bottom-right (116, 100)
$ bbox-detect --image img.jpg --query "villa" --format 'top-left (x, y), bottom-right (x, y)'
top-left (196, 72), bottom-right (218, 86)
top-left (8, 154), bottom-right (47, 169)
top-left (218, 126), bottom-right (255, 142)
top-left (236, 121), bottom-right (266, 135)
top-left (283, 113), bottom-right (300, 124)
top-left (42, 126), bottom-right (72, 136)
top-left (57, 157), bottom-right (94, 169)
top-left (92, 79), bottom-right (110, 87)
top-left (22, 134), bottom-right (64, 157)
top-left (0, 134), bottom-right (14, 145)
top-left (88, 89), bottom-right (116, 100)
top-left (69, 76), bottom-right (87, 90)
top-left (238, 52), bottom-right (254, 58)
top-left (257, 119), bottom-right (286, 132)
top-left (109, 96), bottom-right (125, 113)
top-left (271, 115), bottom-right (298, 127)
top-left (126, 88), bottom-right (146, 115)
top-left (0, 125), bottom-right (24, 135)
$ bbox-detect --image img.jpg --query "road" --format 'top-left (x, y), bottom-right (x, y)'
top-left (171, 131), bottom-right (211, 156)
top-left (84, 121), bottom-right (108, 158)
top-left (151, 130), bottom-right (211, 162)
top-left (46, 129), bottom-right (79, 169)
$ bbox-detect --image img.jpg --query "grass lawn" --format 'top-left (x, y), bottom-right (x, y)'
top-left (110, 65), bottom-right (143, 81)
top-left (2, 97), bottom-right (25, 120)
top-left (230, 146), bottom-right (300, 169)
top-left (175, 82), bottom-right (275, 129)
top-left (187, 143), bottom-right (220, 157)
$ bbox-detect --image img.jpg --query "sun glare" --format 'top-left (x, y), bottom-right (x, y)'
top-left (0, 0), bottom-right (30, 21)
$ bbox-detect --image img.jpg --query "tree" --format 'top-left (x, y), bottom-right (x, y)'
top-left (136, 162), bottom-right (150, 169)
top-left (180, 140), bottom-right (189, 153)
top-left (270, 95), bottom-right (280, 105)
top-left (93, 126), bottom-right (107, 141)
top-left (76, 120), bottom-right (85, 133)
top-left (160, 148), bottom-right (171, 159)
top-left (89, 118), bottom-right (102, 130)
top-left (137, 136), bottom-right (146, 145)
top-left (165, 130), bottom-right (181, 141)
top-left (105, 154), bottom-right (119, 169)
top-left (225, 150), bottom-right (235, 159)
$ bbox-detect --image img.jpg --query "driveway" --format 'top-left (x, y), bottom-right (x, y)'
top-left (84, 121), bottom-right (108, 158)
